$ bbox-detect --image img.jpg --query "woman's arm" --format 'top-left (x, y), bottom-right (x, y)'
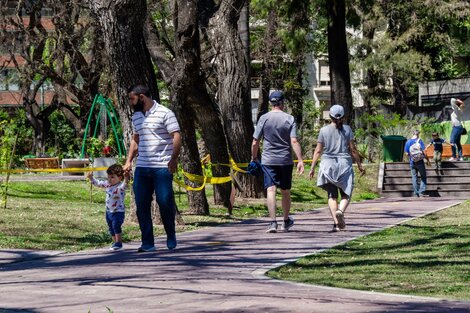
top-left (309, 142), bottom-right (324, 179)
top-left (349, 140), bottom-right (365, 176)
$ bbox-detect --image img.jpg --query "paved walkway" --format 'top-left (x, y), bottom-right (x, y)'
top-left (1, 197), bottom-right (470, 313)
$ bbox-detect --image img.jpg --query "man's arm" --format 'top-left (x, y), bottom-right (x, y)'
top-left (251, 138), bottom-right (260, 161)
top-left (168, 131), bottom-right (181, 173)
top-left (291, 137), bottom-right (304, 175)
top-left (123, 134), bottom-right (139, 172)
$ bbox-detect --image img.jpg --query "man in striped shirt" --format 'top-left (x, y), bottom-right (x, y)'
top-left (124, 85), bottom-right (182, 252)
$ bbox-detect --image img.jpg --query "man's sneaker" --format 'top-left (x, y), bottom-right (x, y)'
top-left (335, 210), bottom-right (346, 230)
top-left (332, 224), bottom-right (340, 232)
top-left (110, 242), bottom-right (123, 250)
top-left (266, 221), bottom-right (278, 233)
top-left (281, 217), bottom-right (294, 232)
top-left (137, 245), bottom-right (156, 252)
top-left (419, 193), bottom-right (430, 198)
top-left (459, 157), bottom-right (464, 161)
top-left (167, 234), bottom-right (177, 250)
top-left (449, 157), bottom-right (458, 161)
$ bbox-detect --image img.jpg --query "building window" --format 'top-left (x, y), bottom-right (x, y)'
top-left (319, 60), bottom-right (330, 86)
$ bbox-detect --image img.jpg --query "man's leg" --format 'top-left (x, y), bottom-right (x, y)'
top-left (417, 162), bottom-right (427, 195)
top-left (153, 168), bottom-right (176, 248)
top-left (133, 167), bottom-right (156, 248)
top-left (410, 166), bottom-right (420, 196)
top-left (280, 188), bottom-right (291, 220)
top-left (266, 185), bottom-right (277, 220)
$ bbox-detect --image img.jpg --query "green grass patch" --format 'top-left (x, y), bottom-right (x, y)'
top-left (268, 200), bottom-right (470, 300)
top-left (0, 164), bottom-right (378, 252)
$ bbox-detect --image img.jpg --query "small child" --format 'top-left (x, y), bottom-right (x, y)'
top-left (426, 132), bottom-right (447, 170)
top-left (87, 164), bottom-right (130, 250)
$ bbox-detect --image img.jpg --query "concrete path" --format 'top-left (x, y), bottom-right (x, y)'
top-left (1, 197), bottom-right (469, 313)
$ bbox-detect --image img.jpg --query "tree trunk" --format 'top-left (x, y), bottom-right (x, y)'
top-left (209, 0), bottom-right (264, 198)
top-left (256, 10), bottom-right (278, 122)
top-left (87, 0), bottom-right (161, 223)
top-left (327, 0), bottom-right (353, 124)
top-left (87, 0), bottom-right (159, 146)
top-left (145, 0), bottom-right (231, 212)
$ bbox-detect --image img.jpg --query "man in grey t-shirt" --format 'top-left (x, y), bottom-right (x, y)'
top-left (251, 91), bottom-right (304, 233)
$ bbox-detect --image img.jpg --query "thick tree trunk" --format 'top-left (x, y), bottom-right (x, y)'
top-left (256, 11), bottom-right (278, 122)
top-left (178, 107), bottom-right (209, 215)
top-left (87, 0), bottom-right (159, 146)
top-left (88, 0), bottom-right (161, 223)
top-left (327, 0), bottom-right (353, 124)
top-left (145, 0), bottom-right (231, 212)
top-left (209, 0), bottom-right (263, 198)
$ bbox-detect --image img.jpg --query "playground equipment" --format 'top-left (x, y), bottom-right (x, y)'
top-left (80, 94), bottom-right (126, 159)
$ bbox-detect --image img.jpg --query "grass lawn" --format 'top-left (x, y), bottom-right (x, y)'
top-left (0, 164), bottom-right (377, 252)
top-left (267, 200), bottom-right (470, 300)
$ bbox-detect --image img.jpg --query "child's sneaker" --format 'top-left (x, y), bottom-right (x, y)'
top-left (110, 242), bottom-right (122, 250)
top-left (332, 224), bottom-right (340, 232)
top-left (281, 217), bottom-right (294, 232)
top-left (266, 221), bottom-right (278, 233)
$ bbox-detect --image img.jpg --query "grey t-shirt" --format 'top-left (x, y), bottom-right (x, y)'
top-left (253, 111), bottom-right (297, 165)
top-left (317, 124), bottom-right (353, 156)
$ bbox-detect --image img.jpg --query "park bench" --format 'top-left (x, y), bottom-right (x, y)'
top-left (23, 157), bottom-right (60, 169)
top-left (424, 143), bottom-right (470, 159)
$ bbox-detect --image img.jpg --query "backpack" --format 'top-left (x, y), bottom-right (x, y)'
top-left (409, 140), bottom-right (425, 162)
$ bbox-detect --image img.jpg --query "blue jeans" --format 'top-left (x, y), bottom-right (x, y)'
top-left (450, 125), bottom-right (464, 158)
top-left (133, 167), bottom-right (176, 247)
top-left (106, 211), bottom-right (125, 236)
top-left (410, 161), bottom-right (427, 196)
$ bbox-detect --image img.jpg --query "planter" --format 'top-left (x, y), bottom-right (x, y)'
top-left (93, 157), bottom-right (117, 178)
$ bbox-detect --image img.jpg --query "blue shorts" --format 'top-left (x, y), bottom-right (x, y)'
top-left (262, 164), bottom-right (294, 190)
top-left (106, 211), bottom-right (125, 236)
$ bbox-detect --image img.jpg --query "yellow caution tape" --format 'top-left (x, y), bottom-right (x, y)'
top-left (0, 156), bottom-right (314, 190)
top-left (0, 167), bottom-right (108, 174)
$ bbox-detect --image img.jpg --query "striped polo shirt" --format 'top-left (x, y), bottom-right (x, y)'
top-left (132, 100), bottom-right (180, 168)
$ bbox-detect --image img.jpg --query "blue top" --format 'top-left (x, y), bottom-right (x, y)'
top-left (404, 138), bottom-right (425, 165)
top-left (429, 138), bottom-right (446, 152)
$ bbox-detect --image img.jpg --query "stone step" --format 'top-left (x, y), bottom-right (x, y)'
top-left (382, 182), bottom-right (470, 191)
top-left (384, 168), bottom-right (470, 176)
top-left (385, 161), bottom-right (470, 170)
top-left (381, 189), bottom-right (470, 198)
top-left (383, 175), bottom-right (470, 184)
top-left (379, 161), bottom-right (470, 198)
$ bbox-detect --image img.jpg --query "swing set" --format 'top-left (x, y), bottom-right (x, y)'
top-left (80, 94), bottom-right (126, 159)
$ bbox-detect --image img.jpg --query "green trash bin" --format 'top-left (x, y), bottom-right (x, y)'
top-left (381, 135), bottom-right (407, 162)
